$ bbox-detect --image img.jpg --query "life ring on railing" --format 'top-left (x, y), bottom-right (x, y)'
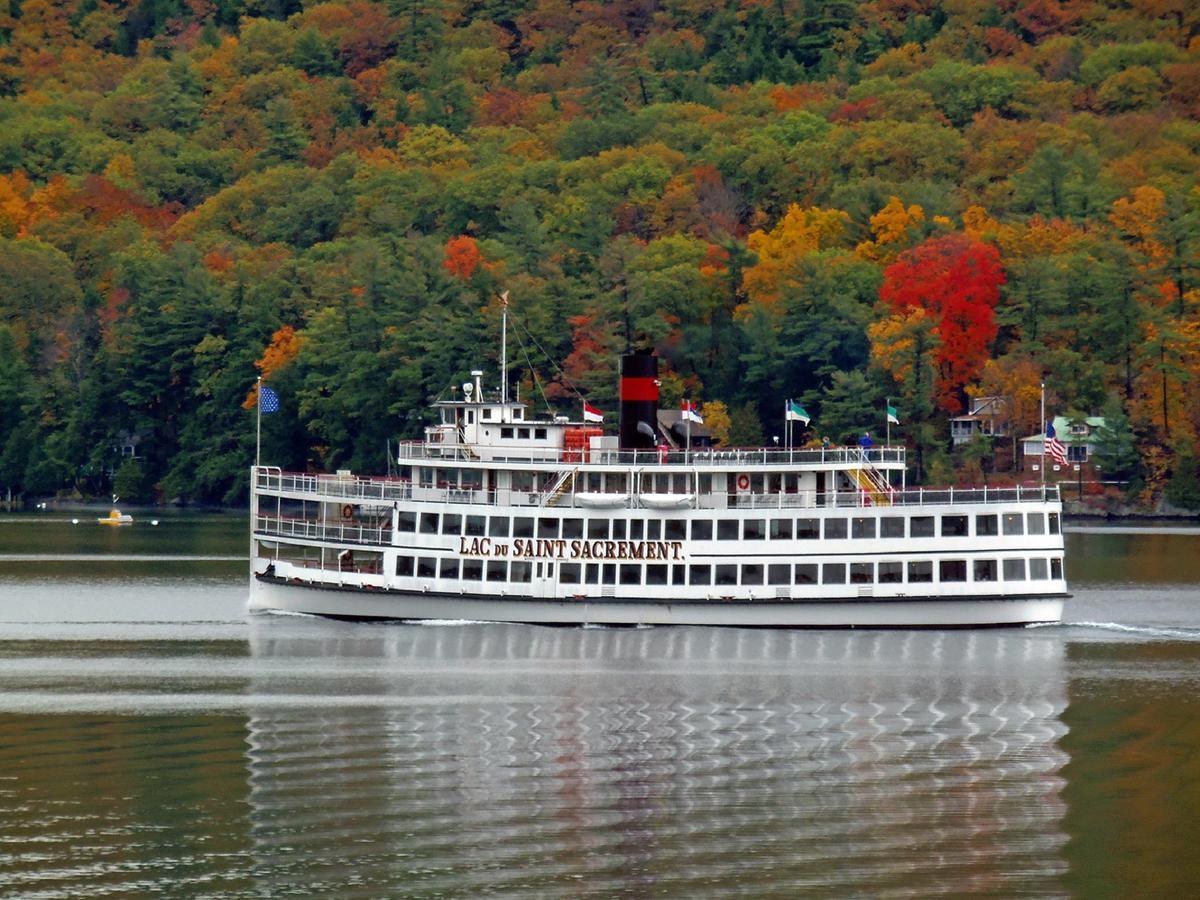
top-left (341, 504), bottom-right (353, 519)
top-left (736, 474), bottom-right (750, 491)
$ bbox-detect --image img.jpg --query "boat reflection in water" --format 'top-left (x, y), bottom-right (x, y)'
top-left (244, 622), bottom-right (1070, 895)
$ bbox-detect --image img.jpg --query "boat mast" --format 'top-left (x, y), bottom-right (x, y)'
top-left (500, 290), bottom-right (509, 404)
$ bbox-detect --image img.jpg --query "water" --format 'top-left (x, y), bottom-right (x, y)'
top-left (1, 512), bottom-right (1199, 897)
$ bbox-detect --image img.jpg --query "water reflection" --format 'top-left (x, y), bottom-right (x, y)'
top-left (244, 624), bottom-right (1070, 896)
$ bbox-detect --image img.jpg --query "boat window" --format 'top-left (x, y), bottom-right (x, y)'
top-left (396, 556), bottom-right (414, 577)
top-left (1002, 558), bottom-right (1026, 581)
top-left (822, 563), bottom-right (846, 584)
top-left (672, 565), bottom-right (686, 585)
top-left (770, 518), bottom-right (792, 540)
top-left (881, 517), bottom-right (905, 538)
top-left (910, 517), bottom-right (934, 538)
top-left (562, 518), bottom-right (583, 539)
top-left (513, 517), bottom-right (534, 538)
top-left (743, 519), bottom-right (765, 540)
top-left (715, 564), bottom-right (738, 586)
top-left (768, 564), bottom-right (790, 585)
top-left (1002, 513), bottom-right (1024, 536)
top-left (511, 471), bottom-right (534, 492)
top-left (514, 409), bottom-right (524, 421)
top-left (442, 514), bottom-right (462, 535)
top-left (535, 428), bottom-right (547, 440)
top-left (1048, 513), bottom-right (1060, 535)
top-left (850, 562), bottom-right (873, 584)
top-left (466, 411), bottom-right (475, 425)
top-left (878, 562), bottom-right (903, 583)
top-left (463, 560), bottom-right (483, 581)
top-left (1027, 513), bottom-right (1046, 535)
top-left (665, 520), bottom-right (686, 541)
top-left (398, 511), bottom-right (416, 533)
top-left (482, 408), bottom-right (494, 421)
top-left (941, 515), bottom-right (968, 537)
top-left (518, 427), bottom-right (530, 439)
top-left (717, 519), bottom-right (738, 540)
top-left (852, 517), bottom-right (876, 539)
top-left (501, 426), bottom-right (514, 439)
top-left (561, 563), bottom-right (581, 584)
top-left (794, 564), bottom-right (818, 585)
top-left (742, 564), bottom-right (764, 585)
top-left (796, 519), bottom-right (819, 540)
top-left (1030, 558), bottom-right (1049, 580)
top-left (647, 564), bottom-right (668, 586)
top-left (824, 518), bottom-right (847, 539)
top-left (907, 561), bottom-right (933, 583)
top-left (419, 513), bottom-right (439, 534)
top-left (486, 561), bottom-right (507, 582)
top-left (629, 520), bottom-right (645, 540)
top-left (939, 560), bottom-right (967, 582)
top-left (488, 517), bottom-right (509, 537)
top-left (611, 520), bottom-right (627, 539)
top-left (973, 559), bottom-right (997, 582)
top-left (698, 474), bottom-right (713, 494)
top-left (466, 515), bottom-right (486, 536)
top-left (417, 557), bottom-right (437, 578)
top-left (585, 564), bottom-right (600, 584)
top-left (647, 520), bottom-right (662, 540)
top-left (440, 558), bottom-right (460, 579)
top-left (461, 470), bottom-right (483, 490)
top-left (602, 564), bottom-right (616, 585)
top-left (588, 519), bottom-right (609, 539)
top-left (689, 565), bottom-right (711, 585)
top-left (538, 517), bottom-right (558, 539)
top-left (691, 520), bottom-right (713, 540)
top-left (976, 514), bottom-right (998, 536)
top-left (511, 561), bottom-right (532, 583)
top-left (1051, 558), bottom-right (1063, 579)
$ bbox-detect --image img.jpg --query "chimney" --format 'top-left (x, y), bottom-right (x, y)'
top-left (619, 352), bottom-right (659, 449)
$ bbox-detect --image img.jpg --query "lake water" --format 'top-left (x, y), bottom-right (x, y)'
top-left (2, 511), bottom-right (1199, 897)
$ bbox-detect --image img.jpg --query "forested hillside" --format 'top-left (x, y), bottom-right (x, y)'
top-left (0, 0), bottom-right (1197, 506)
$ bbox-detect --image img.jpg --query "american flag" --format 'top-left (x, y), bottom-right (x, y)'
top-left (1045, 421), bottom-right (1067, 465)
top-left (259, 385), bottom-right (280, 414)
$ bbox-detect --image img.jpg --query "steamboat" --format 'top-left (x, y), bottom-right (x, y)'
top-left (249, 328), bottom-right (1067, 627)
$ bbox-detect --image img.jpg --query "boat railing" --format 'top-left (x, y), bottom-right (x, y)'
top-left (394, 442), bottom-right (907, 468)
top-left (255, 513), bottom-right (391, 547)
top-left (255, 468), bottom-right (1061, 511)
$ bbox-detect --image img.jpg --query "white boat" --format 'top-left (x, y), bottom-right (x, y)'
top-left (98, 508), bottom-right (132, 526)
top-left (249, 317), bottom-right (1068, 627)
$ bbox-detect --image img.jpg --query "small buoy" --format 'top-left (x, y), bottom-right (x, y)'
top-left (151, 520), bottom-right (159, 526)
top-left (71, 518), bottom-right (79, 525)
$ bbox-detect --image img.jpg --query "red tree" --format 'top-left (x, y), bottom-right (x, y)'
top-left (880, 234), bottom-right (1005, 413)
top-left (442, 235), bottom-right (482, 280)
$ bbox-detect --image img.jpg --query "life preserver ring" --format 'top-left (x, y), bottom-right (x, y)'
top-left (736, 474), bottom-right (750, 491)
top-left (341, 504), bottom-right (353, 519)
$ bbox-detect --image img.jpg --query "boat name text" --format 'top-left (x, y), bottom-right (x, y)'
top-left (458, 537), bottom-right (684, 561)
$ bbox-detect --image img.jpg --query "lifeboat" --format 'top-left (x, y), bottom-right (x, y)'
top-left (97, 508), bottom-right (133, 526)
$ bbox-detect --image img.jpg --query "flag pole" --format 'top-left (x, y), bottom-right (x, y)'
top-left (1040, 381), bottom-right (1045, 488)
top-left (886, 396), bottom-right (891, 448)
top-left (256, 376), bottom-right (263, 468)
top-left (685, 398), bottom-right (691, 465)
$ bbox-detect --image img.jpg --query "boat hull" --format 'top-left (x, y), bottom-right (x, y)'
top-left (249, 576), bottom-right (1065, 628)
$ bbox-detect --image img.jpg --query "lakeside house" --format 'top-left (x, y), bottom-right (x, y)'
top-left (1021, 416), bottom-right (1106, 476)
top-left (950, 396), bottom-right (1010, 446)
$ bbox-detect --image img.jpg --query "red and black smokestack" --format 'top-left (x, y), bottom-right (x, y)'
top-left (619, 352), bottom-right (660, 449)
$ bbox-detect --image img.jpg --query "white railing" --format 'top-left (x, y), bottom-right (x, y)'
top-left (256, 514), bottom-right (390, 546)
top-left (254, 467), bottom-right (1060, 512)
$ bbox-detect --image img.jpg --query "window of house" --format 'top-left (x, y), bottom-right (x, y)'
top-left (1068, 445), bottom-right (1087, 462)
top-left (939, 560), bottom-right (967, 582)
top-left (907, 561), bottom-right (933, 583)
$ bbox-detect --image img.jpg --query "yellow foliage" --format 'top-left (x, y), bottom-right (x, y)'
top-left (868, 308), bottom-right (934, 386)
top-left (741, 204), bottom-right (848, 309)
top-left (0, 172), bottom-right (32, 238)
top-left (1110, 185), bottom-right (1167, 262)
top-left (855, 196), bottom-right (924, 262)
top-left (103, 154), bottom-right (138, 192)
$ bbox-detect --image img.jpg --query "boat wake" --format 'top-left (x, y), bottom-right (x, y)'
top-left (1068, 620), bottom-right (1200, 640)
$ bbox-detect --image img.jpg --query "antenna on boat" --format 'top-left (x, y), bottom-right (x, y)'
top-left (499, 290), bottom-right (509, 404)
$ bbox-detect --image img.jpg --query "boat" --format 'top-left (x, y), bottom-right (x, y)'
top-left (98, 508), bottom-right (132, 526)
top-left (249, 313), bottom-right (1068, 627)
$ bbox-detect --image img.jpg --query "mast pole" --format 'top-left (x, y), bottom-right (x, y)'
top-left (500, 291), bottom-right (509, 404)
top-left (886, 396), bottom-right (891, 448)
top-left (255, 376), bottom-right (262, 468)
top-left (1040, 381), bottom-right (1046, 488)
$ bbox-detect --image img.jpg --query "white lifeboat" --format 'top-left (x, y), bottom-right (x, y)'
top-left (574, 492), bottom-right (630, 508)
top-left (639, 493), bottom-right (694, 509)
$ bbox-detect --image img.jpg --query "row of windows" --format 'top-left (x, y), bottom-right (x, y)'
top-left (399, 511), bottom-right (1061, 541)
top-left (396, 556), bottom-right (1064, 587)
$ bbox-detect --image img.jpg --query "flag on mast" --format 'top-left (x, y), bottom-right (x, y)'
top-left (1045, 421), bottom-right (1068, 464)
top-left (785, 400), bottom-right (810, 425)
top-left (681, 400), bottom-right (704, 424)
top-left (886, 403), bottom-right (899, 425)
top-left (582, 401), bottom-right (604, 423)
top-left (259, 385), bottom-right (280, 413)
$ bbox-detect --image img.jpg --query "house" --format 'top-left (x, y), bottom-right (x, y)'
top-left (950, 396), bottom-right (1010, 446)
top-left (1020, 415), bottom-right (1106, 475)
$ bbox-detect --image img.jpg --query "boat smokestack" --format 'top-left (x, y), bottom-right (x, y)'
top-left (619, 352), bottom-right (660, 449)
